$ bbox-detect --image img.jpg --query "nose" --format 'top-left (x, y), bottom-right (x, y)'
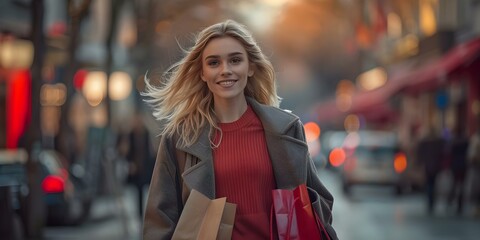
top-left (221, 62), bottom-right (232, 76)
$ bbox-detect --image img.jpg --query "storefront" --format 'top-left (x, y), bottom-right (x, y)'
top-left (398, 37), bottom-right (480, 137)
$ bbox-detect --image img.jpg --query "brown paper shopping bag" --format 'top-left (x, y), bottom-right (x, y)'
top-left (217, 202), bottom-right (236, 239)
top-left (172, 189), bottom-right (236, 240)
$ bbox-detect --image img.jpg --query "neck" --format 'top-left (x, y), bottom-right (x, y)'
top-left (213, 96), bottom-right (248, 123)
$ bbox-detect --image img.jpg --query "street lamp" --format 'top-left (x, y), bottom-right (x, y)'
top-left (356, 67), bottom-right (387, 91)
top-left (82, 71), bottom-right (107, 107)
top-left (0, 39), bottom-right (34, 69)
top-left (108, 71), bottom-right (131, 101)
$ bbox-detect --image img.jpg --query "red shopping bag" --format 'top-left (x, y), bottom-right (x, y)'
top-left (271, 184), bottom-right (330, 240)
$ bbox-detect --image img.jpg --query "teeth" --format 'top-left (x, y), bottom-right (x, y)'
top-left (218, 80), bottom-right (236, 86)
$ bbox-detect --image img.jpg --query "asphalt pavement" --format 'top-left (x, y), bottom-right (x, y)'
top-left (320, 168), bottom-right (480, 240)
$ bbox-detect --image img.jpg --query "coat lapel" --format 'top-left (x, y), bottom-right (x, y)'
top-left (265, 132), bottom-right (309, 189)
top-left (176, 126), bottom-right (216, 199)
top-left (248, 98), bottom-right (309, 189)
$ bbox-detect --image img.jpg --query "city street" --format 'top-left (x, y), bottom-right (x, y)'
top-left (322, 169), bottom-right (480, 240)
top-left (43, 169), bottom-right (480, 240)
top-left (44, 186), bottom-right (143, 240)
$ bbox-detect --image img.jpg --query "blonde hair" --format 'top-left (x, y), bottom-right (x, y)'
top-left (143, 19), bottom-right (280, 147)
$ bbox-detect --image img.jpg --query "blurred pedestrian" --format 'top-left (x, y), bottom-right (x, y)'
top-left (416, 126), bottom-right (446, 214)
top-left (446, 125), bottom-right (469, 215)
top-left (142, 20), bottom-right (337, 240)
top-left (125, 112), bottom-right (155, 218)
top-left (468, 117), bottom-right (480, 217)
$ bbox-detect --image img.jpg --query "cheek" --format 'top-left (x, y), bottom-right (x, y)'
top-left (202, 71), bottom-right (213, 82)
top-left (201, 66), bottom-right (214, 82)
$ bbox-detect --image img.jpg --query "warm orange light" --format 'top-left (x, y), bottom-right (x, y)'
top-left (0, 39), bottom-right (34, 69)
top-left (335, 93), bottom-right (352, 112)
top-left (335, 79), bottom-right (355, 112)
top-left (304, 122), bottom-right (321, 142)
top-left (356, 67), bottom-right (387, 91)
top-left (40, 83), bottom-right (67, 106)
top-left (83, 71), bottom-right (107, 106)
top-left (420, 0), bottom-right (437, 37)
top-left (344, 114), bottom-right (360, 132)
top-left (109, 71), bottom-right (132, 101)
top-left (155, 20), bottom-right (171, 33)
top-left (388, 13), bottom-right (402, 38)
top-left (394, 152), bottom-right (407, 173)
top-left (329, 148), bottom-right (346, 167)
top-left (336, 79), bottom-right (355, 95)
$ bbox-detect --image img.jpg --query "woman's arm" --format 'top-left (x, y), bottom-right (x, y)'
top-left (143, 136), bottom-right (182, 240)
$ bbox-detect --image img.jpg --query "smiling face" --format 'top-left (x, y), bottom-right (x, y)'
top-left (201, 36), bottom-right (254, 104)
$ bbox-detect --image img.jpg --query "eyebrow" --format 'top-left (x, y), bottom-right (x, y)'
top-left (204, 52), bottom-right (244, 60)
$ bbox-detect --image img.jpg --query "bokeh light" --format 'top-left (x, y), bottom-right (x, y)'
top-left (394, 152), bottom-right (407, 173)
top-left (304, 121), bottom-right (321, 142)
top-left (82, 71), bottom-right (107, 107)
top-left (109, 71), bottom-right (132, 101)
top-left (329, 147), bottom-right (346, 167)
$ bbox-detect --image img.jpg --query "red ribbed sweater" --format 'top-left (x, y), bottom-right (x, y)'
top-left (213, 105), bottom-right (276, 240)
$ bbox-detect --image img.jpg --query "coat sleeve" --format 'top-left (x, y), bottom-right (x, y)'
top-left (292, 120), bottom-right (339, 240)
top-left (143, 136), bottom-right (182, 240)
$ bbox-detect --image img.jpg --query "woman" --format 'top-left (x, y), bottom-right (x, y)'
top-left (142, 19), bottom-right (337, 240)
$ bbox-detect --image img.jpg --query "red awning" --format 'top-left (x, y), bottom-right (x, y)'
top-left (312, 37), bottom-right (480, 124)
top-left (351, 101), bottom-right (398, 123)
top-left (402, 37), bottom-right (480, 94)
top-left (312, 84), bottom-right (400, 124)
top-left (312, 94), bottom-right (398, 125)
top-left (312, 67), bottom-right (408, 124)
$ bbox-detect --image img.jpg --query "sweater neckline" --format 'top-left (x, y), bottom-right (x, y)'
top-left (219, 105), bottom-right (256, 132)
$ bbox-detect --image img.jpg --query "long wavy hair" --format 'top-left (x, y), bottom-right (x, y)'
top-left (143, 19), bottom-right (280, 147)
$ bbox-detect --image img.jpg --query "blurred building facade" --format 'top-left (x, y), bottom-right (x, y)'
top-left (0, 1), bottom-right (142, 238)
top-left (313, 0), bottom-right (480, 144)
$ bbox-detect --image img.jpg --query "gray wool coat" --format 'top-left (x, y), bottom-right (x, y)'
top-left (143, 97), bottom-right (338, 240)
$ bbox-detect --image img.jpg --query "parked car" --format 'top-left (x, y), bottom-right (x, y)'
top-left (0, 147), bottom-right (94, 237)
top-left (0, 149), bottom-right (28, 239)
top-left (38, 149), bottom-right (92, 225)
top-left (322, 130), bottom-right (408, 195)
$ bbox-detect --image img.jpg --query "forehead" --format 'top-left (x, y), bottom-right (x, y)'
top-left (202, 36), bottom-right (247, 57)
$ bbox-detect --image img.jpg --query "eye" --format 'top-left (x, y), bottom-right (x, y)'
top-left (207, 59), bottom-right (219, 67)
top-left (230, 57), bottom-right (243, 64)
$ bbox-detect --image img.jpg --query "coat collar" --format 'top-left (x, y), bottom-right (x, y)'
top-left (247, 97), bottom-right (299, 135)
top-left (176, 97), bottom-right (304, 198)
